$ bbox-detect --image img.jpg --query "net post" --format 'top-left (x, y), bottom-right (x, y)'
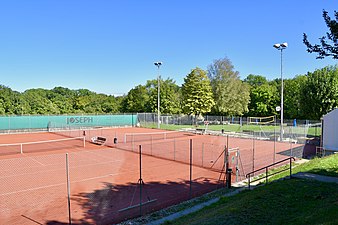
top-left (132, 135), bottom-right (135, 152)
top-left (83, 137), bottom-right (86, 148)
top-left (20, 144), bottom-right (23, 154)
top-left (66, 153), bottom-right (72, 225)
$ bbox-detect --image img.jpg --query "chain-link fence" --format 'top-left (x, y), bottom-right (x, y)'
top-left (0, 114), bottom-right (321, 224)
top-left (0, 131), bottom-right (228, 224)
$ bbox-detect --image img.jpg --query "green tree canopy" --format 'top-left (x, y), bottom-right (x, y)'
top-left (244, 74), bottom-right (268, 87)
top-left (208, 57), bottom-right (250, 116)
top-left (247, 83), bottom-right (279, 117)
top-left (283, 75), bottom-right (307, 119)
top-left (121, 85), bottom-right (150, 113)
top-left (303, 10), bottom-right (338, 59)
top-left (146, 78), bottom-right (182, 114)
top-left (182, 67), bottom-right (215, 117)
top-left (300, 66), bottom-right (338, 120)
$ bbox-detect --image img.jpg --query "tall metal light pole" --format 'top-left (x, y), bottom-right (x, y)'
top-left (154, 61), bottom-right (162, 129)
top-left (273, 42), bottom-right (288, 141)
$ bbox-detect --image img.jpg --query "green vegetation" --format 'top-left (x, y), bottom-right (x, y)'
top-left (168, 179), bottom-right (338, 225)
top-left (296, 154), bottom-right (338, 177)
top-left (142, 123), bottom-right (321, 137)
top-left (208, 57), bottom-right (250, 116)
top-left (1, 64), bottom-right (338, 121)
top-left (167, 154), bottom-right (338, 225)
top-left (303, 10), bottom-right (338, 59)
top-left (181, 67), bottom-right (215, 118)
top-left (269, 154), bottom-right (338, 181)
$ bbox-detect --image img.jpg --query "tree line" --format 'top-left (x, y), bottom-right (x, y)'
top-left (0, 10), bottom-right (337, 120)
top-left (0, 59), bottom-right (337, 120)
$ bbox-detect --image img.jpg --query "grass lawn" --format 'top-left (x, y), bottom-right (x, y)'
top-left (167, 179), bottom-right (338, 225)
top-left (164, 154), bottom-right (338, 225)
top-left (295, 154), bottom-right (338, 177)
top-left (141, 123), bottom-right (321, 137)
top-left (267, 154), bottom-right (338, 182)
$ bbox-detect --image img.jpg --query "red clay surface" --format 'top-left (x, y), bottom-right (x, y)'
top-left (0, 127), bottom-right (303, 224)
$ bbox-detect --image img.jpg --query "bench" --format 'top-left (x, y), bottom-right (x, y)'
top-left (195, 128), bottom-right (206, 135)
top-left (91, 136), bottom-right (107, 145)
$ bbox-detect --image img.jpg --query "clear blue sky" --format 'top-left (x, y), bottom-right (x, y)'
top-left (0, 0), bottom-right (337, 95)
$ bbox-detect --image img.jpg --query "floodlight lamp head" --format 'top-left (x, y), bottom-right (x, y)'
top-left (273, 43), bottom-right (281, 49)
top-left (281, 42), bottom-right (288, 48)
top-left (154, 61), bottom-right (162, 67)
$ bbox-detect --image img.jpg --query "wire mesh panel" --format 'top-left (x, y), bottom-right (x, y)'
top-left (0, 137), bottom-right (85, 156)
top-left (0, 153), bottom-right (68, 224)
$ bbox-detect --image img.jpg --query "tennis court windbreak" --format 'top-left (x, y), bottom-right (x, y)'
top-left (0, 114), bottom-right (138, 131)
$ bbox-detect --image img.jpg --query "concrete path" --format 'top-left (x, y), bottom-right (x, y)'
top-left (147, 188), bottom-right (244, 225)
top-left (293, 172), bottom-right (338, 184)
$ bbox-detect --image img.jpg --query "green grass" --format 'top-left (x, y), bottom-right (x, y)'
top-left (164, 154), bottom-right (338, 225)
top-left (269, 154), bottom-right (338, 182)
top-left (141, 123), bottom-right (321, 137)
top-left (167, 179), bottom-right (338, 225)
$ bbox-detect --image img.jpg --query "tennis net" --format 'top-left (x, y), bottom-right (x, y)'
top-left (0, 137), bottom-right (85, 155)
top-left (124, 130), bottom-right (193, 143)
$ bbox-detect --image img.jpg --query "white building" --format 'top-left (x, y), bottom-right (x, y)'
top-left (322, 108), bottom-right (338, 152)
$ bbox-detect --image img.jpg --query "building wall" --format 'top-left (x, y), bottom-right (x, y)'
top-left (323, 109), bottom-right (338, 151)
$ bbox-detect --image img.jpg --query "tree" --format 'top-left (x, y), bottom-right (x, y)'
top-left (247, 83), bottom-right (279, 117)
top-left (244, 74), bottom-right (268, 87)
top-left (23, 89), bottom-right (60, 114)
top-left (121, 85), bottom-right (150, 112)
top-left (303, 10), bottom-right (338, 59)
top-left (182, 67), bottom-right (215, 119)
top-left (283, 75), bottom-right (307, 119)
top-left (146, 78), bottom-right (182, 114)
top-left (208, 57), bottom-right (250, 116)
top-left (300, 66), bottom-right (338, 120)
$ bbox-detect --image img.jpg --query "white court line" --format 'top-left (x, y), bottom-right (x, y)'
top-left (0, 148), bottom-right (117, 177)
top-left (21, 153), bottom-right (46, 166)
top-left (0, 172), bottom-right (122, 196)
top-left (0, 158), bottom-right (124, 180)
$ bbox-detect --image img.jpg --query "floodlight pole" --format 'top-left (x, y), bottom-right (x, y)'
top-left (274, 43), bottom-right (287, 142)
top-left (154, 62), bottom-right (162, 129)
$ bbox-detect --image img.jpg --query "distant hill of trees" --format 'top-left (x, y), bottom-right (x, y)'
top-left (0, 86), bottom-right (123, 115)
top-left (1, 64), bottom-right (338, 121)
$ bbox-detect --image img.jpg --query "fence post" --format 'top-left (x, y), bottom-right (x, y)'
top-left (173, 139), bottom-right (176, 161)
top-left (290, 157), bottom-right (292, 178)
top-left (139, 145), bottom-right (142, 216)
top-left (252, 131), bottom-right (255, 172)
top-left (274, 115), bottom-right (276, 163)
top-left (66, 153), bottom-right (72, 225)
top-left (248, 174), bottom-right (251, 189)
top-left (202, 143), bottom-right (204, 167)
top-left (151, 136), bottom-right (153, 156)
top-left (189, 139), bottom-right (192, 198)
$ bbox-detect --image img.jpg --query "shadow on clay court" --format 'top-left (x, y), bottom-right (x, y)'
top-left (46, 179), bottom-right (221, 225)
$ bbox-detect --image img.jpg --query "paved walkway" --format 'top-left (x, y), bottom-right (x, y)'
top-left (292, 172), bottom-right (338, 184)
top-left (147, 188), bottom-right (244, 225)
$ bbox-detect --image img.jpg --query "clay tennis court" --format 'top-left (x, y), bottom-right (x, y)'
top-left (0, 127), bottom-right (301, 224)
